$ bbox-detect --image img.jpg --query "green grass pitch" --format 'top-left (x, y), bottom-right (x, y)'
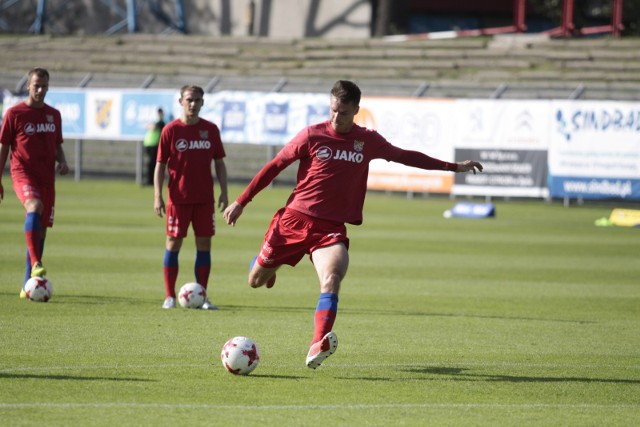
top-left (1, 178), bottom-right (639, 426)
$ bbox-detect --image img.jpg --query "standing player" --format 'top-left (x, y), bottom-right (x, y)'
top-left (154, 85), bottom-right (228, 310)
top-left (223, 80), bottom-right (483, 369)
top-left (0, 67), bottom-right (69, 297)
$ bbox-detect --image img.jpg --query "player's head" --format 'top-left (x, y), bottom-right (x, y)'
top-left (26, 67), bottom-right (50, 107)
top-left (179, 85), bottom-right (204, 122)
top-left (331, 80), bottom-right (361, 106)
top-left (329, 80), bottom-right (360, 134)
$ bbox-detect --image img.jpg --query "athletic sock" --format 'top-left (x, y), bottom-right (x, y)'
top-left (312, 292), bottom-right (339, 345)
top-left (194, 250), bottom-right (211, 289)
top-left (23, 239), bottom-right (45, 286)
top-left (163, 250), bottom-right (179, 298)
top-left (24, 212), bottom-right (42, 266)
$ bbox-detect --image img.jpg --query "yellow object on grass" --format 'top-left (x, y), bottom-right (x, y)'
top-left (609, 209), bottom-right (640, 227)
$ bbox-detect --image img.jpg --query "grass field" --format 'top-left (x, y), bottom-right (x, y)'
top-left (1, 178), bottom-right (639, 426)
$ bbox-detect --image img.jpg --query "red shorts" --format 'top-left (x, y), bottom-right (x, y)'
top-left (12, 179), bottom-right (55, 228)
top-left (256, 207), bottom-right (349, 268)
top-left (165, 201), bottom-right (215, 238)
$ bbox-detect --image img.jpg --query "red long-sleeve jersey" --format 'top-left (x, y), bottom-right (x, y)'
top-left (237, 121), bottom-right (457, 225)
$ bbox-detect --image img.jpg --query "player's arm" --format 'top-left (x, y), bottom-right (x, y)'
top-left (0, 143), bottom-right (10, 203)
top-left (55, 144), bottom-right (69, 175)
top-left (224, 140), bottom-right (301, 226)
top-left (389, 146), bottom-right (483, 174)
top-left (214, 158), bottom-right (229, 212)
top-left (223, 156), bottom-right (290, 227)
top-left (153, 162), bottom-right (166, 217)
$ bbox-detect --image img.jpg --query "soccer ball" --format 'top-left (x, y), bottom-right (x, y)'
top-left (24, 277), bottom-right (53, 302)
top-left (221, 336), bottom-right (260, 375)
top-left (178, 282), bottom-right (206, 308)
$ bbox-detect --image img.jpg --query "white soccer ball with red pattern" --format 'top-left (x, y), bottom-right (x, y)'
top-left (221, 336), bottom-right (260, 375)
top-left (24, 276), bottom-right (53, 302)
top-left (178, 282), bottom-right (206, 308)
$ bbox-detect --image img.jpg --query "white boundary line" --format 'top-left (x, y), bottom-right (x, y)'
top-left (0, 403), bottom-right (639, 410)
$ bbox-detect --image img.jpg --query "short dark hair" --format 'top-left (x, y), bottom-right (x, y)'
top-left (27, 67), bottom-right (50, 83)
top-left (331, 80), bottom-right (361, 106)
top-left (180, 85), bottom-right (204, 99)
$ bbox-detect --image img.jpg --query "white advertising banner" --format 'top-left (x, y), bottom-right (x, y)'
top-left (84, 90), bottom-right (122, 139)
top-left (199, 91), bottom-right (329, 145)
top-left (356, 97), bottom-right (457, 193)
top-left (549, 100), bottom-right (640, 200)
top-left (4, 86), bottom-right (640, 201)
top-left (453, 99), bottom-right (551, 198)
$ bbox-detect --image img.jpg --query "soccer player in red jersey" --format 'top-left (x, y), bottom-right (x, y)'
top-left (224, 80), bottom-right (483, 368)
top-left (154, 85), bottom-right (229, 310)
top-left (0, 68), bottom-right (69, 297)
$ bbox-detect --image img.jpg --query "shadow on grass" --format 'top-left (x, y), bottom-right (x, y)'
top-left (1, 297), bottom-right (593, 324)
top-left (0, 372), bottom-right (155, 382)
top-left (248, 374), bottom-right (306, 380)
top-left (220, 304), bottom-right (593, 324)
top-left (44, 295), bottom-right (149, 305)
top-left (399, 366), bottom-right (640, 384)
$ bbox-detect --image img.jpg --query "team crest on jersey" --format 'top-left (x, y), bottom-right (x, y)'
top-left (199, 130), bottom-right (209, 139)
top-left (46, 114), bottom-right (54, 123)
top-left (353, 140), bottom-right (364, 152)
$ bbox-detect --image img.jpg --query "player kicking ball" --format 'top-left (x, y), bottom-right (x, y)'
top-left (224, 80), bottom-right (482, 368)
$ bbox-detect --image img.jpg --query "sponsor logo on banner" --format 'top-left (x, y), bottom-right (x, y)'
top-left (95, 99), bottom-right (113, 129)
top-left (264, 102), bottom-right (288, 134)
top-left (307, 105), bottom-right (328, 126)
top-left (555, 107), bottom-right (640, 141)
top-left (222, 101), bottom-right (246, 131)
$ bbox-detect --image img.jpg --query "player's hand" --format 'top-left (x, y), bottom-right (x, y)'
top-left (456, 160), bottom-right (483, 175)
top-left (217, 193), bottom-right (229, 212)
top-left (154, 196), bottom-right (165, 217)
top-left (223, 201), bottom-right (243, 226)
top-left (57, 161), bottom-right (69, 175)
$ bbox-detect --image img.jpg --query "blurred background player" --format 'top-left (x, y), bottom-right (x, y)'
top-left (224, 80), bottom-right (483, 368)
top-left (0, 67), bottom-right (69, 297)
top-left (153, 85), bottom-right (228, 310)
top-left (143, 107), bottom-right (165, 186)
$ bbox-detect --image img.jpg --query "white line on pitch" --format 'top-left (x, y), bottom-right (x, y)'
top-left (0, 403), bottom-right (638, 410)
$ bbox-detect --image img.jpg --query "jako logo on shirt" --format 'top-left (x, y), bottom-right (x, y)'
top-left (24, 122), bottom-right (56, 135)
top-left (175, 139), bottom-right (211, 152)
top-left (316, 146), bottom-right (333, 161)
top-left (316, 145), bottom-right (364, 163)
top-left (333, 149), bottom-right (364, 163)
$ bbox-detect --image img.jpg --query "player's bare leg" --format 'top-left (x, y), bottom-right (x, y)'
top-left (248, 258), bottom-right (279, 288)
